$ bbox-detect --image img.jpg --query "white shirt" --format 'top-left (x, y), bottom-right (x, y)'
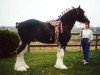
top-left (80, 29), bottom-right (93, 41)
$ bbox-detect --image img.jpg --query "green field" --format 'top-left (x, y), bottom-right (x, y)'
top-left (0, 50), bottom-right (100, 75)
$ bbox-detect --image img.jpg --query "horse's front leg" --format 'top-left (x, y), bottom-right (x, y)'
top-left (54, 45), bottom-right (68, 69)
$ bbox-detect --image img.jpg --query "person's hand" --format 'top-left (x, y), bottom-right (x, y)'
top-left (88, 40), bottom-right (90, 43)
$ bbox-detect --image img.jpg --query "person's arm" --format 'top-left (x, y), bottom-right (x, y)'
top-left (88, 30), bottom-right (93, 42)
top-left (79, 29), bottom-right (83, 38)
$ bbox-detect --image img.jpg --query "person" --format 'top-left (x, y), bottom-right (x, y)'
top-left (80, 23), bottom-right (93, 64)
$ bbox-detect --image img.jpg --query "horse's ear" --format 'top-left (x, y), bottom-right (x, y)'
top-left (72, 6), bottom-right (75, 9)
top-left (78, 5), bottom-right (81, 9)
top-left (76, 5), bottom-right (80, 14)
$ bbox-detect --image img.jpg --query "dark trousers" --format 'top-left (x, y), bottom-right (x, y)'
top-left (81, 38), bottom-right (90, 62)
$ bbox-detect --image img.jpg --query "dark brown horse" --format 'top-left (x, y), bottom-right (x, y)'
top-left (14, 6), bottom-right (90, 71)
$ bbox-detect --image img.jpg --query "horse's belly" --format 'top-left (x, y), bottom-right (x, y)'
top-left (37, 34), bottom-right (55, 43)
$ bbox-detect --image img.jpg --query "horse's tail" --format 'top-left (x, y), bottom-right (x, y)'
top-left (16, 22), bottom-right (20, 29)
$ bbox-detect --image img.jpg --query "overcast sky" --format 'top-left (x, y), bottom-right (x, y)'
top-left (0, 0), bottom-right (100, 27)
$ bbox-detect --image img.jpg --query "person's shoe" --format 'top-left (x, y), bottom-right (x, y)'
top-left (81, 60), bottom-right (86, 62)
top-left (83, 61), bottom-right (88, 64)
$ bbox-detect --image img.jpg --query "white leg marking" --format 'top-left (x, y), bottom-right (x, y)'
top-left (14, 50), bottom-right (29, 71)
top-left (54, 48), bottom-right (68, 69)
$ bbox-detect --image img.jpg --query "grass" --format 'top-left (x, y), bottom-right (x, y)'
top-left (0, 50), bottom-right (100, 75)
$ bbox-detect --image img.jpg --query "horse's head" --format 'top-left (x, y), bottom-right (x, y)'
top-left (75, 6), bottom-right (90, 24)
top-left (60, 6), bottom-right (90, 25)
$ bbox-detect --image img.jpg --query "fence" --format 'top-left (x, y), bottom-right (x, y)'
top-left (27, 33), bottom-right (100, 52)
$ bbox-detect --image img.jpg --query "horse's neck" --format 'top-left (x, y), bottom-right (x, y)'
top-left (62, 21), bottom-right (76, 33)
top-left (61, 14), bottom-right (76, 32)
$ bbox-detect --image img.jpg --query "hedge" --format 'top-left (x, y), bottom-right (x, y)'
top-left (0, 30), bottom-right (19, 58)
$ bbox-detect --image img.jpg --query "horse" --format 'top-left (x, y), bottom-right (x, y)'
top-left (14, 6), bottom-right (90, 71)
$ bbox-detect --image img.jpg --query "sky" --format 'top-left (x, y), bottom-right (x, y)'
top-left (0, 0), bottom-right (100, 27)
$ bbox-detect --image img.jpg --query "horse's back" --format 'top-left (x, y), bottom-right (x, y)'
top-left (16, 19), bottom-right (54, 43)
top-left (17, 19), bottom-right (44, 28)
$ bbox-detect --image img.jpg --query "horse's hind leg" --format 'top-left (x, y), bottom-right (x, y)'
top-left (14, 41), bottom-right (30, 71)
top-left (17, 41), bottom-right (28, 54)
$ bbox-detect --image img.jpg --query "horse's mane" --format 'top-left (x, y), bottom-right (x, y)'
top-left (58, 7), bottom-right (76, 19)
top-left (59, 7), bottom-right (85, 20)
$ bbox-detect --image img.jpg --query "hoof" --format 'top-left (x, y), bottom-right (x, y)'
top-left (54, 65), bottom-right (68, 69)
top-left (25, 65), bottom-right (30, 69)
top-left (14, 65), bottom-right (27, 71)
